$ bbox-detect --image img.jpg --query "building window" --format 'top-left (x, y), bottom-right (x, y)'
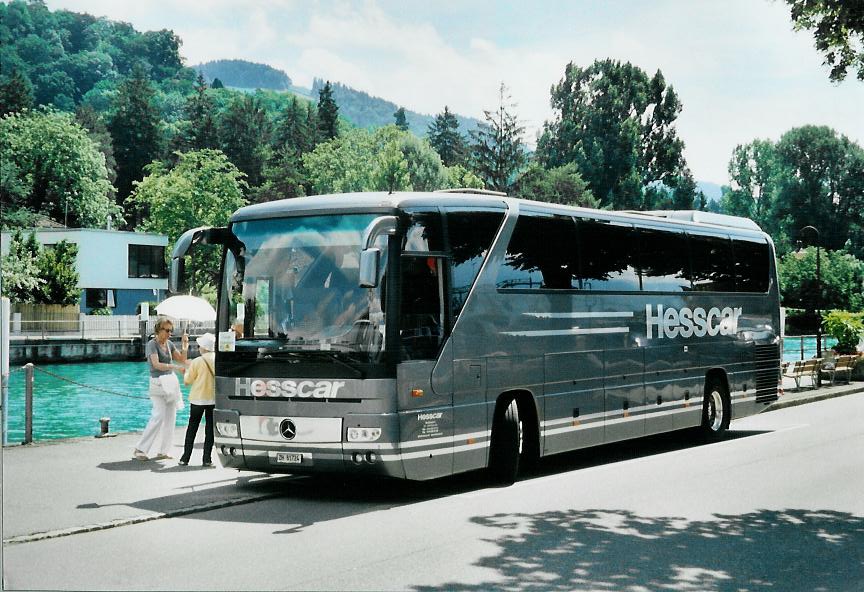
top-left (86, 288), bottom-right (115, 309)
top-left (128, 244), bottom-right (167, 278)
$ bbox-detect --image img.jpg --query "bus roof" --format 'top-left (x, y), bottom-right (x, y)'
top-left (230, 191), bottom-right (766, 238)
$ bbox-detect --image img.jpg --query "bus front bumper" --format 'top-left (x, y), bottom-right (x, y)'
top-left (213, 409), bottom-right (406, 478)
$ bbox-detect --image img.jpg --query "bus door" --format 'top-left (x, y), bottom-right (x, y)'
top-left (396, 255), bottom-right (453, 479)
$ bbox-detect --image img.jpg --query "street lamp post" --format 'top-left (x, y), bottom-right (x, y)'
top-left (799, 226), bottom-right (821, 358)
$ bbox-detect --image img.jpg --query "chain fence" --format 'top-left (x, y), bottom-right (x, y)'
top-left (3, 361), bottom-right (155, 446)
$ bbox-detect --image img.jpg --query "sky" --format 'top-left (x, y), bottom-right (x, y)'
top-left (44, 0), bottom-right (864, 185)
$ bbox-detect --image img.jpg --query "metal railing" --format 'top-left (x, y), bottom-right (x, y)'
top-left (9, 316), bottom-right (215, 340)
top-left (783, 334), bottom-right (837, 361)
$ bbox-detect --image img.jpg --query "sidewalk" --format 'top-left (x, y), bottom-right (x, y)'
top-left (1, 428), bottom-right (294, 544)
top-left (3, 380), bottom-right (863, 546)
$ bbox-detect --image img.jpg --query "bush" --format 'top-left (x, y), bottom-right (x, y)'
top-left (90, 307), bottom-right (112, 316)
top-left (822, 310), bottom-right (864, 354)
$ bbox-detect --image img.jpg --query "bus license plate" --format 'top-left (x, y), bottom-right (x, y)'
top-left (276, 452), bottom-right (303, 464)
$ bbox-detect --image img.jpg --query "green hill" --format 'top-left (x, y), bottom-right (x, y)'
top-left (310, 78), bottom-right (481, 137)
top-left (192, 59), bottom-right (292, 90)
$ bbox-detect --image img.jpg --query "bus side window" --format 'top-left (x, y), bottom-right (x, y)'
top-left (690, 234), bottom-right (736, 292)
top-left (575, 220), bottom-right (640, 291)
top-left (498, 214), bottom-right (577, 290)
top-left (639, 229), bottom-right (691, 292)
top-left (448, 211), bottom-right (505, 318)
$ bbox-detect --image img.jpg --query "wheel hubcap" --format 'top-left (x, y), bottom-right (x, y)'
top-left (709, 390), bottom-right (724, 431)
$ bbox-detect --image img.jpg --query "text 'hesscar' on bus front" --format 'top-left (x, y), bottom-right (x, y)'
top-left (170, 190), bottom-right (781, 484)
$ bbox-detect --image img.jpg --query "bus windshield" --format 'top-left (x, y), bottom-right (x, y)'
top-left (222, 214), bottom-right (386, 357)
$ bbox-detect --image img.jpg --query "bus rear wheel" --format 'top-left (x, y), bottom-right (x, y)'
top-left (700, 377), bottom-right (730, 440)
top-left (489, 397), bottom-right (522, 485)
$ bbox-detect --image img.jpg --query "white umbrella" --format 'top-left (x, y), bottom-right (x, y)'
top-left (155, 295), bottom-right (216, 322)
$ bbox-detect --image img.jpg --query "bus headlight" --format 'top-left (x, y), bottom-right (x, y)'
top-left (216, 422), bottom-right (239, 438)
top-left (347, 427), bottom-right (381, 442)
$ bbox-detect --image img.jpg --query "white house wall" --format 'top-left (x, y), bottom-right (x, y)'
top-left (1, 229), bottom-right (167, 292)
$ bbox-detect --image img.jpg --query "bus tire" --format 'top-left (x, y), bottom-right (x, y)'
top-left (700, 377), bottom-right (730, 440)
top-left (489, 397), bottom-right (521, 485)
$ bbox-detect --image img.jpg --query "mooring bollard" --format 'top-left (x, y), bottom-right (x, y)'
top-left (24, 362), bottom-right (33, 445)
top-left (95, 416), bottom-right (116, 438)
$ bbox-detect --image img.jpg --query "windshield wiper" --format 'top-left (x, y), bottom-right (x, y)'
top-left (257, 350), bottom-right (364, 378)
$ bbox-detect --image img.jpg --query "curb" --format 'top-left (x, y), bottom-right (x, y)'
top-left (767, 384), bottom-right (864, 412)
top-left (2, 492), bottom-right (283, 546)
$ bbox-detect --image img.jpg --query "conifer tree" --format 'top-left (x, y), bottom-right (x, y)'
top-left (75, 105), bottom-right (117, 185)
top-left (183, 73), bottom-right (218, 151)
top-left (0, 69), bottom-right (34, 117)
top-left (218, 94), bottom-right (268, 189)
top-left (393, 107), bottom-right (409, 131)
top-left (469, 84), bottom-right (526, 192)
top-left (428, 106), bottom-right (467, 167)
top-left (316, 81), bottom-right (339, 141)
top-left (108, 66), bottom-right (163, 219)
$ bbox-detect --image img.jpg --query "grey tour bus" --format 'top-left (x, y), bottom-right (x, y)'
top-left (170, 190), bottom-right (781, 483)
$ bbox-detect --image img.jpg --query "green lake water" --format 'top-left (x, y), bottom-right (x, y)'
top-left (4, 361), bottom-right (190, 444)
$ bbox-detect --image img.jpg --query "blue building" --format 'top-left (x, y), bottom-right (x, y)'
top-left (1, 228), bottom-right (169, 315)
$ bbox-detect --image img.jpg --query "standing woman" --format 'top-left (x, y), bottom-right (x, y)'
top-left (133, 316), bottom-right (188, 460)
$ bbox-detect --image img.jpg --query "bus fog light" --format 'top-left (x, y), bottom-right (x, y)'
top-left (365, 451), bottom-right (377, 463)
top-left (216, 422), bottom-right (238, 438)
top-left (352, 452), bottom-right (363, 463)
top-left (347, 427), bottom-right (381, 442)
top-left (229, 447), bottom-right (236, 456)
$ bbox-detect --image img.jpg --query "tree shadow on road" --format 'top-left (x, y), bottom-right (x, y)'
top-left (414, 508), bottom-right (864, 592)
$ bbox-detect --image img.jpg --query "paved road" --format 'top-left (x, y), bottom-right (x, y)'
top-left (4, 393), bottom-right (864, 591)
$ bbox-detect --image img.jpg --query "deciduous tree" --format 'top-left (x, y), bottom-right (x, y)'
top-left (537, 59), bottom-right (689, 209)
top-left (513, 162), bottom-right (599, 208)
top-left (0, 230), bottom-right (43, 303)
top-left (0, 108), bottom-right (119, 228)
top-left (37, 239), bottom-right (80, 305)
top-left (784, 0), bottom-right (864, 82)
top-left (129, 149), bottom-right (247, 290)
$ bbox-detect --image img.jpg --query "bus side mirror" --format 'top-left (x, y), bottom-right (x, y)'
top-left (358, 216), bottom-right (398, 289)
top-left (359, 248), bottom-right (381, 288)
top-left (169, 226), bottom-right (231, 294)
top-left (169, 257), bottom-right (185, 293)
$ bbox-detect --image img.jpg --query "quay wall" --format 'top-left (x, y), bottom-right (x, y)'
top-left (9, 338), bottom-right (144, 365)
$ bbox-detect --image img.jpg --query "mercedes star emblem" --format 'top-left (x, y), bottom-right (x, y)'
top-left (280, 419), bottom-right (297, 440)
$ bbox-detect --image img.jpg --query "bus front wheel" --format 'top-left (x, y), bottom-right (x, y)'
top-left (489, 397), bottom-right (522, 485)
top-left (700, 377), bottom-right (730, 440)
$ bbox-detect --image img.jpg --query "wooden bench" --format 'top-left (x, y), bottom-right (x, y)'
top-left (823, 355), bottom-right (858, 385)
top-left (783, 358), bottom-right (821, 389)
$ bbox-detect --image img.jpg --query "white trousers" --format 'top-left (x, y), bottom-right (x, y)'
top-left (135, 378), bottom-right (178, 456)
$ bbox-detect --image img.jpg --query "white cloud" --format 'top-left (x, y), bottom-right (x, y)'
top-left (42, 0), bottom-right (864, 184)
